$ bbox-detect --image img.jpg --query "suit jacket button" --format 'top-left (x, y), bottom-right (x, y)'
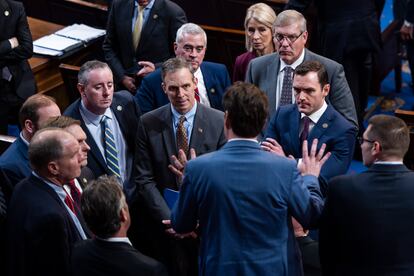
top-left (210, 88), bottom-right (215, 94)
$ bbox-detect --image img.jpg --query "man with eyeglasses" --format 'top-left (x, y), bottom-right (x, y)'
top-left (319, 114), bottom-right (414, 275)
top-left (136, 23), bottom-right (231, 114)
top-left (246, 10), bottom-right (358, 130)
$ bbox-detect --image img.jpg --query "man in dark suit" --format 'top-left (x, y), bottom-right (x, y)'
top-left (0, 0), bottom-right (36, 134)
top-left (0, 94), bottom-right (61, 198)
top-left (263, 61), bottom-right (357, 196)
top-left (71, 175), bottom-right (167, 276)
top-left (136, 23), bottom-right (231, 114)
top-left (42, 115), bottom-right (95, 194)
top-left (400, 0), bottom-right (414, 88)
top-left (319, 115), bottom-right (414, 275)
top-left (170, 82), bottom-right (328, 275)
top-left (246, 10), bottom-right (358, 129)
top-left (64, 60), bottom-right (141, 202)
top-left (6, 128), bottom-right (90, 276)
top-left (135, 57), bottom-right (226, 275)
top-left (103, 0), bottom-right (187, 92)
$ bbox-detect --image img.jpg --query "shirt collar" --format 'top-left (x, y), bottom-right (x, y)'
top-left (301, 101), bottom-right (327, 124)
top-left (101, 237), bottom-right (133, 246)
top-left (228, 138), bottom-right (258, 143)
top-left (374, 161), bottom-right (404, 165)
top-left (80, 100), bottom-right (113, 126)
top-left (170, 101), bottom-right (197, 123)
top-left (135, 0), bottom-right (154, 10)
top-left (20, 132), bottom-right (29, 146)
top-left (280, 48), bottom-right (306, 72)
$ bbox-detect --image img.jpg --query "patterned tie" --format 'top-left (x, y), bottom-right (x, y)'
top-left (300, 116), bottom-right (311, 142)
top-left (132, 5), bottom-right (144, 49)
top-left (280, 66), bottom-right (294, 106)
top-left (67, 179), bottom-right (81, 207)
top-left (102, 116), bottom-right (121, 179)
top-left (176, 115), bottom-right (189, 155)
top-left (64, 190), bottom-right (76, 215)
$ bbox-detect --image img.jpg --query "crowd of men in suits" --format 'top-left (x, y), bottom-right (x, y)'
top-left (0, 0), bottom-right (414, 275)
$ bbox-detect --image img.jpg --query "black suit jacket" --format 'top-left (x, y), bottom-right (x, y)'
top-left (135, 103), bottom-right (226, 222)
top-left (64, 90), bottom-right (141, 200)
top-left (6, 174), bottom-right (89, 276)
top-left (0, 0), bottom-right (35, 99)
top-left (102, 0), bottom-right (187, 82)
top-left (71, 239), bottom-right (168, 276)
top-left (320, 164), bottom-right (414, 276)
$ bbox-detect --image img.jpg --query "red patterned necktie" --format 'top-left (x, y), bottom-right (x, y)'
top-left (67, 179), bottom-right (81, 207)
top-left (64, 190), bottom-right (76, 215)
top-left (194, 87), bottom-right (200, 102)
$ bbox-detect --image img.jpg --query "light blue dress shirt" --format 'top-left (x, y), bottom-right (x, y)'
top-left (131, 0), bottom-right (155, 32)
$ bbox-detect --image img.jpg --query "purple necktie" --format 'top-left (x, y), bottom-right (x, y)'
top-left (300, 116), bottom-right (311, 142)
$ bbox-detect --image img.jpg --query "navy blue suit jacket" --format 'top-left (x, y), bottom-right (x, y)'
top-left (265, 104), bottom-right (357, 196)
top-left (6, 174), bottom-right (88, 276)
top-left (171, 140), bottom-right (324, 276)
top-left (135, 61), bottom-right (231, 114)
top-left (0, 136), bottom-right (30, 197)
top-left (320, 164), bottom-right (414, 275)
top-left (64, 91), bottom-right (141, 200)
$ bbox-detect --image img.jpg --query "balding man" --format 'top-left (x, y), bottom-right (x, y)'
top-left (6, 128), bottom-right (90, 276)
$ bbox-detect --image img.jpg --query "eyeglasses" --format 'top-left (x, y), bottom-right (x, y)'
top-left (357, 137), bottom-right (375, 145)
top-left (182, 45), bottom-right (205, 54)
top-left (273, 31), bottom-right (304, 44)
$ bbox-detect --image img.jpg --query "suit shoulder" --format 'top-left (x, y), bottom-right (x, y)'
top-left (249, 53), bottom-right (278, 67)
top-left (328, 106), bottom-right (357, 132)
top-left (141, 104), bottom-right (169, 121)
top-left (63, 99), bottom-right (81, 117)
top-left (143, 68), bottom-right (162, 83)
top-left (202, 61), bottom-right (227, 70)
top-left (198, 104), bottom-right (224, 119)
top-left (163, 0), bottom-right (186, 13)
top-left (114, 90), bottom-right (135, 101)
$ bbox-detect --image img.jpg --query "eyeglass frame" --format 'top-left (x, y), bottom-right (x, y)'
top-left (273, 31), bottom-right (305, 44)
top-left (357, 137), bottom-right (375, 145)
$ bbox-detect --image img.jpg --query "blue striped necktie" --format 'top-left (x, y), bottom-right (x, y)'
top-left (101, 116), bottom-right (121, 179)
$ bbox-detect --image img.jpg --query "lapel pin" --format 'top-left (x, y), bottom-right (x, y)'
top-left (153, 14), bottom-right (158, 19)
top-left (117, 105), bottom-right (123, 111)
top-left (322, 123), bottom-right (328, 129)
top-left (210, 88), bottom-right (215, 94)
top-left (82, 178), bottom-right (87, 184)
top-left (198, 128), bottom-right (203, 133)
top-left (4, 10), bottom-right (9, 16)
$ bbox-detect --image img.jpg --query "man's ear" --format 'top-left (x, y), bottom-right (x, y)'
top-left (162, 82), bottom-right (167, 94)
top-left (48, 161), bottom-right (59, 176)
top-left (322, 84), bottom-right (330, 97)
top-left (77, 83), bottom-right (85, 97)
top-left (119, 205), bottom-right (128, 223)
top-left (25, 119), bottom-right (35, 134)
top-left (173, 42), bottom-right (178, 54)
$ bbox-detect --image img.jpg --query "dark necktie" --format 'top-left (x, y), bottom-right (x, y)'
top-left (101, 116), bottom-right (121, 179)
top-left (280, 66), bottom-right (294, 106)
top-left (300, 116), bottom-right (311, 142)
top-left (176, 115), bottom-right (189, 155)
top-left (67, 179), bottom-right (81, 207)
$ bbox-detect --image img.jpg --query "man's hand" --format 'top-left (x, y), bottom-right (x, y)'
top-left (122, 75), bottom-right (136, 93)
top-left (161, 220), bottom-right (198, 239)
top-left (8, 37), bottom-right (19, 49)
top-left (168, 148), bottom-right (196, 184)
top-left (261, 138), bottom-right (287, 157)
top-left (401, 24), bottom-right (414, 41)
top-left (136, 61), bottom-right (155, 78)
top-left (298, 139), bottom-right (331, 177)
top-left (292, 217), bottom-right (309, 237)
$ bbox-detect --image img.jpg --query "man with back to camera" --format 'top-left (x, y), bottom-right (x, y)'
top-left (135, 23), bottom-right (231, 113)
top-left (246, 9), bottom-right (358, 129)
top-left (320, 115), bottom-right (414, 275)
top-left (170, 82), bottom-right (329, 276)
top-left (71, 175), bottom-right (167, 276)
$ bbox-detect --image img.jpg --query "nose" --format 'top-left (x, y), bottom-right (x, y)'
top-left (83, 141), bottom-right (90, 152)
top-left (252, 30), bottom-right (260, 39)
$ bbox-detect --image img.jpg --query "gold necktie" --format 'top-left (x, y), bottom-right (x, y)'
top-left (132, 5), bottom-right (144, 49)
top-left (176, 116), bottom-right (189, 155)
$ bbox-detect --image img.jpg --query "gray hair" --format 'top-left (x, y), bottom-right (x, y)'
top-left (161, 57), bottom-right (194, 81)
top-left (176, 23), bottom-right (207, 47)
top-left (273, 9), bottom-right (307, 33)
top-left (78, 60), bottom-right (111, 85)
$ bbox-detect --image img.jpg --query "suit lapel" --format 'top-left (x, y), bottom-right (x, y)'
top-left (308, 105), bottom-right (333, 141)
top-left (200, 63), bottom-right (213, 99)
top-left (160, 105), bottom-right (177, 159)
top-left (189, 104), bottom-right (206, 155)
top-left (73, 101), bottom-right (109, 174)
top-left (137, 0), bottom-right (160, 52)
top-left (268, 56), bottom-right (281, 114)
top-left (289, 107), bottom-right (301, 156)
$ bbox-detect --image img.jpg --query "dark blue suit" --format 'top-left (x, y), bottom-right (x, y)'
top-left (64, 90), bottom-right (141, 200)
top-left (265, 104), bottom-right (357, 196)
top-left (6, 174), bottom-right (89, 276)
top-left (320, 164), bottom-right (414, 275)
top-left (0, 136), bottom-right (30, 197)
top-left (135, 61), bottom-right (231, 114)
top-left (171, 140), bottom-right (324, 276)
